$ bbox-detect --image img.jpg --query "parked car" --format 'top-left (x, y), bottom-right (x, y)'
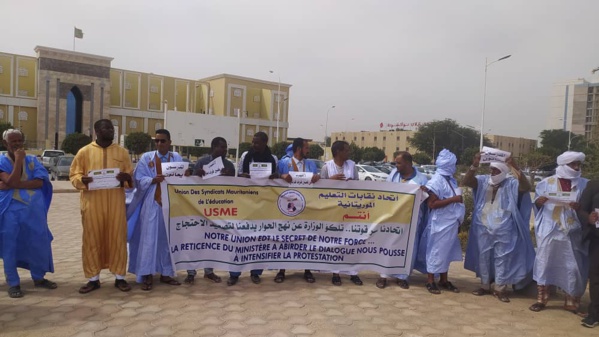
top-left (356, 164), bottom-right (389, 181)
top-left (41, 149), bottom-right (65, 171)
top-left (50, 155), bottom-right (74, 181)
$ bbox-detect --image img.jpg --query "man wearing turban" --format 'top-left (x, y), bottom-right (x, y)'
top-left (463, 153), bottom-right (535, 303)
top-left (421, 149), bottom-right (465, 294)
top-left (532, 151), bottom-right (588, 316)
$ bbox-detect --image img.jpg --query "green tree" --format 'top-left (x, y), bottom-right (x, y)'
top-left (61, 133), bottom-right (92, 155)
top-left (349, 142), bottom-right (362, 162)
top-left (459, 147), bottom-right (480, 167)
top-left (271, 141), bottom-right (291, 159)
top-left (308, 144), bottom-right (324, 159)
top-left (539, 129), bottom-right (587, 158)
top-left (124, 132), bottom-right (152, 157)
top-left (239, 142), bottom-right (252, 154)
top-left (361, 147), bottom-right (386, 162)
top-left (410, 119), bottom-right (489, 163)
top-left (412, 152), bottom-right (432, 165)
top-left (0, 122), bottom-right (14, 150)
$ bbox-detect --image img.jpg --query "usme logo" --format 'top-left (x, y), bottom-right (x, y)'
top-left (277, 190), bottom-right (306, 217)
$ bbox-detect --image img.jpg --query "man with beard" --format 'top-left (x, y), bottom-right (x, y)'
top-left (229, 131), bottom-right (278, 286)
top-left (532, 151), bottom-right (589, 316)
top-left (70, 119), bottom-right (133, 293)
top-left (0, 129), bottom-right (55, 298)
top-left (463, 154), bottom-right (535, 303)
top-left (184, 136), bottom-right (235, 285)
top-left (320, 140), bottom-right (363, 286)
top-left (376, 151), bottom-right (429, 289)
top-left (275, 137), bottom-right (320, 283)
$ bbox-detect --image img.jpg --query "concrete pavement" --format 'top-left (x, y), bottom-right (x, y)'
top-left (0, 186), bottom-right (596, 336)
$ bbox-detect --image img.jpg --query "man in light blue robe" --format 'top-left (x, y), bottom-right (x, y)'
top-left (0, 129), bottom-right (55, 298)
top-left (275, 137), bottom-right (320, 284)
top-left (127, 129), bottom-right (181, 290)
top-left (463, 155), bottom-right (535, 303)
top-left (422, 149), bottom-right (464, 294)
top-left (530, 151), bottom-right (588, 313)
top-left (376, 151), bottom-right (429, 289)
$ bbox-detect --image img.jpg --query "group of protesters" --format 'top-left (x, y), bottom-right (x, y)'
top-left (0, 119), bottom-right (598, 328)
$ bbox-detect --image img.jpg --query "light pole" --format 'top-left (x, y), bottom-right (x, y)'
top-left (269, 70), bottom-right (281, 143)
top-left (480, 54), bottom-right (511, 150)
top-left (324, 105), bottom-right (336, 160)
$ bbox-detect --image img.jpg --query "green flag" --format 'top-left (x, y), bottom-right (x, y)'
top-left (74, 27), bottom-right (83, 39)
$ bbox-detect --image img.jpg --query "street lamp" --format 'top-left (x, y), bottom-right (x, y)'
top-left (479, 54), bottom-right (511, 150)
top-left (324, 105), bottom-right (336, 160)
top-left (269, 70), bottom-right (282, 143)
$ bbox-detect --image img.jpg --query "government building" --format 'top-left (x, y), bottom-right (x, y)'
top-left (0, 46), bottom-right (290, 150)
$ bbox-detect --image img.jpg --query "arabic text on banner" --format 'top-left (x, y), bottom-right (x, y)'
top-left (161, 177), bottom-right (422, 275)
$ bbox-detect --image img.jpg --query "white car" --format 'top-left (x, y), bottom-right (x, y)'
top-left (356, 164), bottom-right (389, 181)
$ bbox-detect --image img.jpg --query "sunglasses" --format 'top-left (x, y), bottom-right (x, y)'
top-left (154, 139), bottom-right (168, 144)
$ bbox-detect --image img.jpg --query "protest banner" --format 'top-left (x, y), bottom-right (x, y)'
top-left (161, 177), bottom-right (424, 275)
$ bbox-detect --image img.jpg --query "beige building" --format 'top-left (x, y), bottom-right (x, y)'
top-left (331, 130), bottom-right (536, 161)
top-left (331, 130), bottom-right (415, 161)
top-left (486, 135), bottom-right (537, 158)
top-left (0, 46), bottom-right (290, 150)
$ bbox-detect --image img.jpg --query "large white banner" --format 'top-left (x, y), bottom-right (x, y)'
top-left (161, 177), bottom-right (424, 274)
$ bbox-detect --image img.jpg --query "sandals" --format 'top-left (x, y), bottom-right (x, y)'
top-left (396, 279), bottom-right (409, 289)
top-left (114, 279), bottom-right (131, 292)
top-left (159, 276), bottom-right (181, 286)
top-left (184, 274), bottom-right (195, 285)
top-left (426, 282), bottom-right (441, 295)
top-left (472, 288), bottom-right (490, 296)
top-left (529, 302), bottom-right (546, 312)
top-left (438, 281), bottom-right (460, 293)
top-left (204, 273), bottom-right (222, 283)
top-left (332, 274), bottom-right (342, 286)
top-left (79, 280), bottom-right (101, 294)
top-left (304, 270), bottom-right (315, 283)
top-left (34, 279), bottom-right (57, 289)
top-left (350, 275), bottom-right (363, 286)
top-left (493, 291), bottom-right (510, 303)
top-left (274, 271), bottom-right (286, 283)
top-left (8, 286), bottom-right (23, 298)
top-left (141, 275), bottom-right (153, 291)
top-left (376, 278), bottom-right (387, 289)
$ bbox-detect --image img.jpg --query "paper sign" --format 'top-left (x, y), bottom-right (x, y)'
top-left (545, 191), bottom-right (576, 205)
top-left (481, 146), bottom-right (511, 164)
top-left (88, 168), bottom-right (120, 190)
top-left (202, 157), bottom-right (224, 180)
top-left (249, 162), bottom-right (272, 179)
top-left (289, 171), bottom-right (314, 186)
top-left (161, 162), bottom-right (188, 178)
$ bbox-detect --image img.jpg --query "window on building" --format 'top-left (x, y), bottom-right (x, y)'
top-left (396, 146), bottom-right (399, 150)
top-left (589, 87), bottom-right (595, 94)
top-left (354, 137), bottom-right (357, 141)
top-left (374, 136), bottom-right (377, 141)
top-left (335, 137), bottom-right (338, 141)
top-left (405, 147), bottom-right (409, 152)
top-left (383, 136), bottom-right (386, 141)
top-left (343, 137), bottom-right (345, 140)
top-left (361, 137), bottom-right (364, 141)
top-left (396, 136), bottom-right (400, 141)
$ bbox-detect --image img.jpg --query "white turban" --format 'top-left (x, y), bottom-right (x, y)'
top-left (557, 151), bottom-right (585, 165)
top-left (435, 149), bottom-right (457, 176)
top-left (490, 162), bottom-right (510, 174)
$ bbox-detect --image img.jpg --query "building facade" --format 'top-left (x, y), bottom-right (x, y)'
top-left (0, 46), bottom-right (290, 149)
top-left (332, 130), bottom-right (536, 161)
top-left (548, 77), bottom-right (599, 140)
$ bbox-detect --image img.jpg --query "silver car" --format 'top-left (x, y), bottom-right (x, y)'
top-left (50, 155), bottom-right (74, 181)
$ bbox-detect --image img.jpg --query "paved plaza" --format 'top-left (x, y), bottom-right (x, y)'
top-left (0, 181), bottom-right (596, 337)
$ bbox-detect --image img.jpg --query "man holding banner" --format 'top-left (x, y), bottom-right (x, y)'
top-left (320, 140), bottom-right (363, 286)
top-left (275, 137), bottom-right (320, 283)
top-left (229, 131), bottom-right (278, 286)
top-left (127, 129), bottom-right (182, 290)
top-left (463, 153), bottom-right (534, 303)
top-left (531, 151), bottom-right (588, 314)
top-left (376, 151), bottom-right (429, 289)
top-left (422, 149), bottom-right (464, 294)
top-left (184, 137), bottom-right (235, 285)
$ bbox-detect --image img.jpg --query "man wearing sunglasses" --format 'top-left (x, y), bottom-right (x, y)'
top-left (126, 129), bottom-right (182, 291)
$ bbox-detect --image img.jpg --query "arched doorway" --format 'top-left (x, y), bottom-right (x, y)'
top-left (66, 86), bottom-right (83, 134)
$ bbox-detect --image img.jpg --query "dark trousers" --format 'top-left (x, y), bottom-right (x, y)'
top-left (588, 237), bottom-right (599, 320)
